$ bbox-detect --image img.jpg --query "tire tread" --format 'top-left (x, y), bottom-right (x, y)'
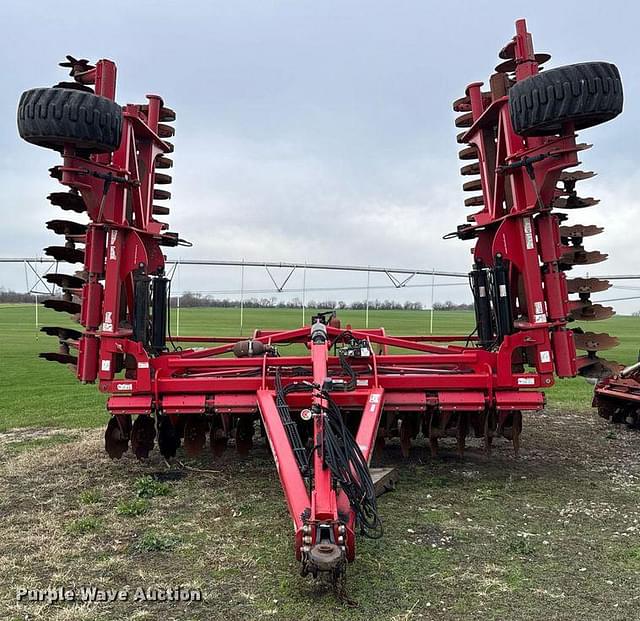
top-left (508, 62), bottom-right (623, 136)
top-left (17, 87), bottom-right (122, 152)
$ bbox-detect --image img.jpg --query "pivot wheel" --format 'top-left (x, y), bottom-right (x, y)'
top-left (17, 87), bottom-right (122, 153)
top-left (509, 62), bottom-right (623, 136)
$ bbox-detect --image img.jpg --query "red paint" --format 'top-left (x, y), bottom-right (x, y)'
top-left (37, 20), bottom-right (593, 573)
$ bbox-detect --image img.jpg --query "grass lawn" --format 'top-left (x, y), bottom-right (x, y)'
top-left (2, 305), bottom-right (640, 620)
top-left (1, 304), bottom-right (639, 431)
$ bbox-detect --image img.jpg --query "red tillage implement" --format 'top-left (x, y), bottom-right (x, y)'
top-left (19, 20), bottom-right (622, 581)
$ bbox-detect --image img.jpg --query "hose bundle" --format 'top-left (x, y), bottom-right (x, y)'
top-left (274, 360), bottom-right (382, 539)
top-left (321, 392), bottom-right (383, 539)
top-left (338, 351), bottom-right (357, 391)
top-left (274, 371), bottom-right (311, 473)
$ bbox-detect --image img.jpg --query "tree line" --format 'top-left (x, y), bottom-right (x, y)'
top-left (172, 292), bottom-right (473, 311)
top-left (0, 288), bottom-right (38, 303)
top-left (0, 288), bottom-right (474, 311)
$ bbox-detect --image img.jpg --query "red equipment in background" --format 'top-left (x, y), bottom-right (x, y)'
top-left (594, 363), bottom-right (640, 427)
top-left (19, 20), bottom-right (623, 581)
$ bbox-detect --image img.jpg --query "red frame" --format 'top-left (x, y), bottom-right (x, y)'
top-left (39, 19), bottom-right (593, 573)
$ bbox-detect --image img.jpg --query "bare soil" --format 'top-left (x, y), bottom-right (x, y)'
top-left (2, 408), bottom-right (640, 620)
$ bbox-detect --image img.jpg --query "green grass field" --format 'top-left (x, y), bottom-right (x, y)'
top-left (3, 305), bottom-right (640, 620)
top-left (1, 304), bottom-right (638, 432)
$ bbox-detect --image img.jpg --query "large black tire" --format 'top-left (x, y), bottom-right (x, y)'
top-left (17, 87), bottom-right (123, 153)
top-left (508, 62), bottom-right (623, 136)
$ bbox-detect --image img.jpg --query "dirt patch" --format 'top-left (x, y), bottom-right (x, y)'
top-left (2, 409), bottom-right (640, 620)
top-left (0, 427), bottom-right (78, 446)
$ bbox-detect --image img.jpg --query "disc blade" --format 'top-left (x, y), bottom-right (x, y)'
top-left (577, 356), bottom-right (623, 380)
top-left (59, 55), bottom-right (94, 75)
top-left (210, 426), bottom-right (228, 457)
top-left (569, 299), bottom-right (589, 312)
top-left (566, 277), bottom-right (611, 295)
top-left (559, 224), bottom-right (604, 241)
top-left (160, 107), bottom-right (176, 122)
top-left (40, 326), bottom-right (83, 340)
top-left (48, 192), bottom-right (86, 213)
top-left (183, 415), bottom-right (208, 457)
top-left (458, 146), bottom-right (477, 161)
top-left (570, 304), bottom-right (615, 321)
top-left (105, 416), bottom-right (131, 459)
top-left (130, 415), bottom-right (156, 460)
top-left (154, 173), bottom-right (172, 185)
top-left (462, 179), bottom-right (482, 192)
top-left (553, 196), bottom-right (600, 209)
top-left (157, 415), bottom-right (180, 459)
top-left (235, 417), bottom-right (254, 456)
top-left (452, 92), bottom-right (490, 113)
top-left (452, 95), bottom-right (471, 112)
top-left (460, 162), bottom-right (480, 176)
top-left (156, 156), bottom-right (173, 169)
top-left (495, 52), bottom-right (551, 73)
top-left (455, 112), bottom-right (473, 128)
top-left (46, 219), bottom-right (87, 239)
top-left (575, 143), bottom-right (593, 153)
top-left (498, 40), bottom-right (516, 60)
top-left (560, 248), bottom-right (608, 267)
top-left (44, 246), bottom-right (85, 264)
top-left (44, 273), bottom-right (86, 289)
top-left (153, 189), bottom-right (171, 201)
top-left (157, 123), bottom-right (175, 139)
top-left (573, 331), bottom-right (620, 352)
top-left (464, 195), bottom-right (484, 207)
top-left (138, 105), bottom-right (176, 122)
top-left (39, 352), bottom-right (78, 365)
top-left (559, 170), bottom-right (596, 183)
top-left (54, 81), bottom-right (94, 93)
top-left (44, 299), bottom-right (81, 315)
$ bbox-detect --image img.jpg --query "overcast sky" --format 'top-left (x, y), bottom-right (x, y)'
top-left (0, 1), bottom-right (638, 312)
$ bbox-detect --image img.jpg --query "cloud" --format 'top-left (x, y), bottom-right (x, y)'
top-left (1, 1), bottom-right (639, 314)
